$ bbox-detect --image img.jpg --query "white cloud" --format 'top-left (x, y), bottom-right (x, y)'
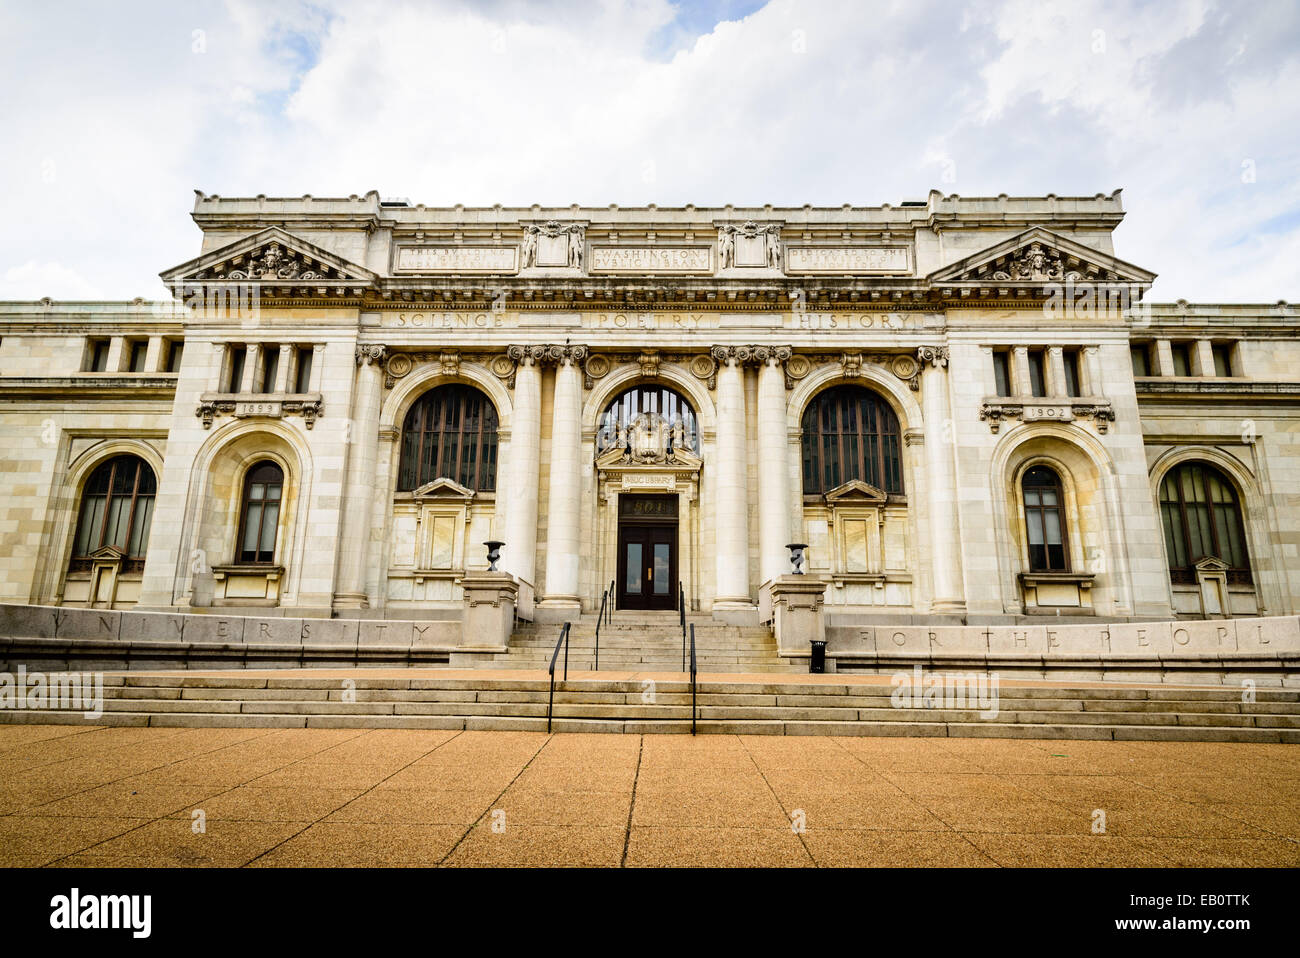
top-left (0, 0), bottom-right (1296, 301)
top-left (0, 261), bottom-right (105, 300)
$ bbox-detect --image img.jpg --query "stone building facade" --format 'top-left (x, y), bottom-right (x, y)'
top-left (1, 190), bottom-right (1297, 634)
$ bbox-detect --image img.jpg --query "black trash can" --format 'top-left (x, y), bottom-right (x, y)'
top-left (809, 640), bottom-right (827, 674)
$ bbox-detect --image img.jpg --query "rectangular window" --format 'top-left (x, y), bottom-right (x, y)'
top-left (1171, 342), bottom-right (1193, 377)
top-left (294, 346), bottom-right (314, 393)
top-left (1027, 349), bottom-right (1047, 398)
top-left (992, 349), bottom-right (1012, 397)
top-left (260, 347), bottom-right (279, 393)
top-left (226, 346), bottom-right (247, 393)
top-left (1212, 343), bottom-right (1234, 377)
top-left (127, 340), bottom-right (148, 372)
top-left (165, 340), bottom-right (184, 373)
top-left (1062, 349), bottom-right (1082, 397)
top-left (86, 339), bottom-right (110, 372)
top-left (1130, 343), bottom-right (1151, 377)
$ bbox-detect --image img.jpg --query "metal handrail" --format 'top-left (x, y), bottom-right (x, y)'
top-left (546, 621), bottom-right (571, 733)
top-left (679, 580), bottom-right (687, 671)
top-left (689, 622), bottom-right (697, 736)
top-left (595, 586), bottom-right (608, 672)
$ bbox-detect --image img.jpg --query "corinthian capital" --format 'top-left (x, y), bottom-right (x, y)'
top-left (356, 344), bottom-right (387, 366)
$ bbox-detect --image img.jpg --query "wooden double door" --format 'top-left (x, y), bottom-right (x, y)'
top-left (616, 495), bottom-right (678, 611)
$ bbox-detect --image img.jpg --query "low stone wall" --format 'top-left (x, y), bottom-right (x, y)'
top-left (825, 617), bottom-right (1300, 686)
top-left (0, 604), bottom-right (468, 671)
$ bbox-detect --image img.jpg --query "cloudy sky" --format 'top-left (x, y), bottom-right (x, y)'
top-left (1, 0), bottom-right (1296, 302)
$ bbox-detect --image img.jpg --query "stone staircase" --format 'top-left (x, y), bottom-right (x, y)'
top-left (5, 672), bottom-right (1300, 742)
top-left (492, 611), bottom-right (799, 672)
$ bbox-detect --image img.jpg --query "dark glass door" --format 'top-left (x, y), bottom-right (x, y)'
top-left (617, 523), bottom-right (677, 610)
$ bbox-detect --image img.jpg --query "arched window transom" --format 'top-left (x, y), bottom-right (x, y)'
top-left (70, 455), bottom-right (157, 573)
top-left (1022, 466), bottom-right (1068, 572)
top-left (398, 385), bottom-right (499, 492)
top-left (800, 385), bottom-right (903, 495)
top-left (1158, 462), bottom-right (1251, 584)
top-left (238, 461), bottom-right (284, 564)
top-left (597, 384), bottom-right (700, 455)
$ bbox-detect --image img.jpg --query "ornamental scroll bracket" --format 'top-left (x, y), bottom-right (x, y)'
top-left (838, 352), bottom-right (923, 390)
top-left (195, 396), bottom-right (323, 430)
top-left (978, 399), bottom-right (1116, 434)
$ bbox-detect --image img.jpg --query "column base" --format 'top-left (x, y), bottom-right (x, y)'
top-left (332, 592), bottom-right (370, 611)
top-left (930, 599), bottom-right (968, 615)
top-left (534, 596), bottom-right (581, 624)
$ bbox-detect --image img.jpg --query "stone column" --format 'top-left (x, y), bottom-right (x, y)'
top-left (241, 343), bottom-right (260, 393)
top-left (757, 348), bottom-right (793, 585)
top-left (1047, 346), bottom-right (1067, 398)
top-left (274, 344), bottom-right (293, 393)
top-left (308, 343), bottom-right (326, 392)
top-left (333, 344), bottom-right (386, 609)
top-left (540, 345), bottom-right (586, 611)
top-left (1083, 345), bottom-right (1103, 396)
top-left (711, 346), bottom-right (752, 607)
top-left (1194, 339), bottom-right (1216, 377)
top-left (918, 346), bottom-right (965, 615)
top-left (1154, 339), bottom-right (1175, 376)
top-left (1011, 346), bottom-right (1032, 398)
top-left (502, 347), bottom-right (541, 586)
top-left (144, 336), bottom-right (163, 373)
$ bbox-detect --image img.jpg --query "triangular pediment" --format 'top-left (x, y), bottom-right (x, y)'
top-left (594, 443), bottom-right (703, 471)
top-left (411, 477), bottom-right (475, 500)
top-left (1194, 555), bottom-right (1230, 573)
top-left (159, 227), bottom-right (378, 288)
top-left (927, 227), bottom-right (1156, 286)
top-left (824, 479), bottom-right (888, 504)
top-left (89, 544), bottom-right (127, 560)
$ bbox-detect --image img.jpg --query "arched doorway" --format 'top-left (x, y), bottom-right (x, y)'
top-left (597, 384), bottom-right (700, 611)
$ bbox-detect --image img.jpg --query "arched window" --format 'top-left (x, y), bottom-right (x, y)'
top-left (70, 455), bottom-right (156, 573)
top-left (597, 384), bottom-right (700, 454)
top-left (1158, 462), bottom-right (1251, 584)
top-left (398, 385), bottom-right (499, 492)
top-left (1022, 466), bottom-right (1068, 572)
top-left (800, 385), bottom-right (903, 495)
top-left (238, 461), bottom-right (284, 563)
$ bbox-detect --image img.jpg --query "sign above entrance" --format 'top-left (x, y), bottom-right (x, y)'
top-left (620, 494), bottom-right (679, 518)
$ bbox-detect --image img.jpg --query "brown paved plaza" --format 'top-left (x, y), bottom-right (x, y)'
top-left (2, 725), bottom-right (1298, 868)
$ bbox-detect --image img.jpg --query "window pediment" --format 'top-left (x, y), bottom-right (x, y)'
top-left (823, 479), bottom-right (888, 505)
top-left (410, 477), bottom-right (476, 500)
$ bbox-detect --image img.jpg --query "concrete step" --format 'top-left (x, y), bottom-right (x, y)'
top-left (4, 706), bottom-right (1297, 742)
top-left (10, 672), bottom-right (1300, 741)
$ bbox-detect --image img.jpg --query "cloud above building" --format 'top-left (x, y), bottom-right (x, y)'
top-left (0, 0), bottom-right (1296, 301)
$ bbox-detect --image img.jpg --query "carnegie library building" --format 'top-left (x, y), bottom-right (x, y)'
top-left (2, 189), bottom-right (1299, 683)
